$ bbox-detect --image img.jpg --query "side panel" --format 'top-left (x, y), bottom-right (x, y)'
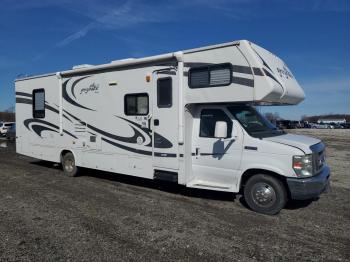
top-left (15, 76), bottom-right (65, 162)
top-left (60, 63), bottom-right (178, 179)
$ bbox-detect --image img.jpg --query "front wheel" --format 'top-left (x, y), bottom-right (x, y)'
top-left (61, 152), bottom-right (79, 177)
top-left (244, 174), bottom-right (287, 215)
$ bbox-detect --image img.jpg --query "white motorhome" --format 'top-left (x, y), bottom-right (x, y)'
top-left (15, 40), bottom-right (330, 214)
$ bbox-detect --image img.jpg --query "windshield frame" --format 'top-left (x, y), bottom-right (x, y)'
top-left (227, 105), bottom-right (284, 138)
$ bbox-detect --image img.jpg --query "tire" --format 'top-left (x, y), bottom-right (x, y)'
top-left (61, 152), bottom-right (79, 177)
top-left (243, 174), bottom-right (287, 215)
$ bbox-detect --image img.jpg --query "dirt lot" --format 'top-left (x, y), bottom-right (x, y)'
top-left (0, 130), bottom-right (349, 261)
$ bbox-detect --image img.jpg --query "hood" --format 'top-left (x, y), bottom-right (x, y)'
top-left (263, 133), bottom-right (320, 154)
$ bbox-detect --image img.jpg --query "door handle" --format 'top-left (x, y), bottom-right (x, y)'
top-left (195, 147), bottom-right (200, 156)
top-left (154, 119), bottom-right (159, 126)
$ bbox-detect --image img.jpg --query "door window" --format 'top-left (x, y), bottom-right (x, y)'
top-left (199, 109), bottom-right (232, 138)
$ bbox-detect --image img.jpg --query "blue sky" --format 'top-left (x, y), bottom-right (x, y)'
top-left (0, 0), bottom-right (349, 119)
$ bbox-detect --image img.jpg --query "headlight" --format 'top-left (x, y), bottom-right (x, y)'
top-left (293, 154), bottom-right (314, 177)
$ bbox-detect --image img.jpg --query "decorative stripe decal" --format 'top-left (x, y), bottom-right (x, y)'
top-left (71, 75), bottom-right (91, 99)
top-left (16, 97), bottom-right (71, 121)
top-left (263, 69), bottom-right (283, 88)
top-left (87, 123), bottom-right (145, 144)
top-left (62, 79), bottom-right (95, 111)
top-left (16, 97), bottom-right (32, 105)
top-left (253, 67), bottom-right (264, 76)
top-left (23, 119), bottom-right (77, 139)
top-left (252, 48), bottom-right (273, 72)
top-left (102, 137), bottom-right (152, 156)
top-left (232, 65), bottom-right (252, 74)
top-left (15, 92), bottom-right (32, 98)
top-left (116, 116), bottom-right (173, 149)
top-left (232, 77), bottom-right (254, 87)
top-left (184, 62), bottom-right (214, 67)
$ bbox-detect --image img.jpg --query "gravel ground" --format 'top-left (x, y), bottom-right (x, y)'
top-left (0, 131), bottom-right (349, 261)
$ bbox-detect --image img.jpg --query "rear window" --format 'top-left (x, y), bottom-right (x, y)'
top-left (33, 89), bottom-right (45, 118)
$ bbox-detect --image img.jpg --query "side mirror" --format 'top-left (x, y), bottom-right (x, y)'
top-left (214, 121), bottom-right (228, 139)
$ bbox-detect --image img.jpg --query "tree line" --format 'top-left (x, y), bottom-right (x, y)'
top-left (0, 112), bottom-right (15, 122)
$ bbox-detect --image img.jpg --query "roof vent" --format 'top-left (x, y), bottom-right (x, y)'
top-left (72, 64), bottom-right (94, 70)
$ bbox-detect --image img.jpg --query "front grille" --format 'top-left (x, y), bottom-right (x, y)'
top-left (311, 142), bottom-right (326, 174)
top-left (314, 150), bottom-right (325, 173)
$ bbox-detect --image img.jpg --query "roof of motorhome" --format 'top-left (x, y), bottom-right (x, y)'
top-left (15, 40), bottom-right (242, 82)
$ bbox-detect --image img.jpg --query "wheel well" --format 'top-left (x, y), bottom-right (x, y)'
top-left (60, 150), bottom-right (72, 163)
top-left (239, 169), bottom-right (291, 198)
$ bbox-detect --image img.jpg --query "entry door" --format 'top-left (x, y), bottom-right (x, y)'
top-left (191, 107), bottom-right (243, 188)
top-left (152, 73), bottom-right (178, 170)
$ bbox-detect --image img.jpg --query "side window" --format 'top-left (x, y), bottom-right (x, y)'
top-left (200, 109), bottom-right (232, 138)
top-left (124, 93), bottom-right (149, 115)
top-left (157, 77), bottom-right (172, 108)
top-left (189, 63), bottom-right (232, 88)
top-left (33, 89), bottom-right (45, 118)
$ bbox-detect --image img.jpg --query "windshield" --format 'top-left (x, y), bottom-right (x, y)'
top-left (228, 106), bottom-right (284, 138)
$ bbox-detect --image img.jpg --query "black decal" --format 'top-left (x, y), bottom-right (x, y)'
top-left (263, 69), bottom-right (283, 88)
top-left (87, 123), bottom-right (145, 144)
top-left (253, 67), bottom-right (264, 76)
top-left (63, 130), bottom-right (78, 139)
top-left (62, 79), bottom-right (95, 111)
top-left (16, 92), bottom-right (32, 98)
top-left (31, 125), bottom-right (58, 137)
top-left (252, 48), bottom-right (273, 72)
top-left (184, 62), bottom-right (214, 68)
top-left (45, 103), bottom-right (59, 114)
top-left (154, 132), bottom-right (173, 149)
top-left (232, 65), bottom-right (253, 75)
top-left (16, 97), bottom-right (32, 105)
top-left (71, 76), bottom-right (92, 98)
top-left (24, 119), bottom-right (77, 139)
top-left (102, 137), bottom-right (152, 156)
top-left (232, 77), bottom-right (254, 87)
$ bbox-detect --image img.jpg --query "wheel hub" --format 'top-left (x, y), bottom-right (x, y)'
top-left (252, 183), bottom-right (276, 207)
top-left (64, 159), bottom-right (74, 172)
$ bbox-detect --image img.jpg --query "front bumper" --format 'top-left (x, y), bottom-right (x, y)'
top-left (286, 165), bottom-right (330, 200)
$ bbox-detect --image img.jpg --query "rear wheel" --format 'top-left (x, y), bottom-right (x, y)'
top-left (61, 152), bottom-right (79, 177)
top-left (244, 174), bottom-right (287, 215)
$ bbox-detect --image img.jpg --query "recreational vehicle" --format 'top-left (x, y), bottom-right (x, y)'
top-left (15, 40), bottom-right (330, 214)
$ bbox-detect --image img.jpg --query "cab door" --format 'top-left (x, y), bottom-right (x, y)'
top-left (152, 72), bottom-right (178, 170)
top-left (191, 107), bottom-right (243, 189)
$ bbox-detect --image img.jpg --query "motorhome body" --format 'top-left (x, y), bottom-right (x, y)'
top-left (15, 40), bottom-right (330, 214)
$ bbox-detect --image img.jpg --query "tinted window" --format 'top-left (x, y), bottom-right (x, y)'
top-left (124, 93), bottom-right (149, 115)
top-left (157, 78), bottom-right (172, 108)
top-left (189, 63), bottom-right (232, 88)
top-left (228, 106), bottom-right (283, 138)
top-left (200, 109), bottom-right (232, 138)
top-left (33, 89), bottom-right (45, 118)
